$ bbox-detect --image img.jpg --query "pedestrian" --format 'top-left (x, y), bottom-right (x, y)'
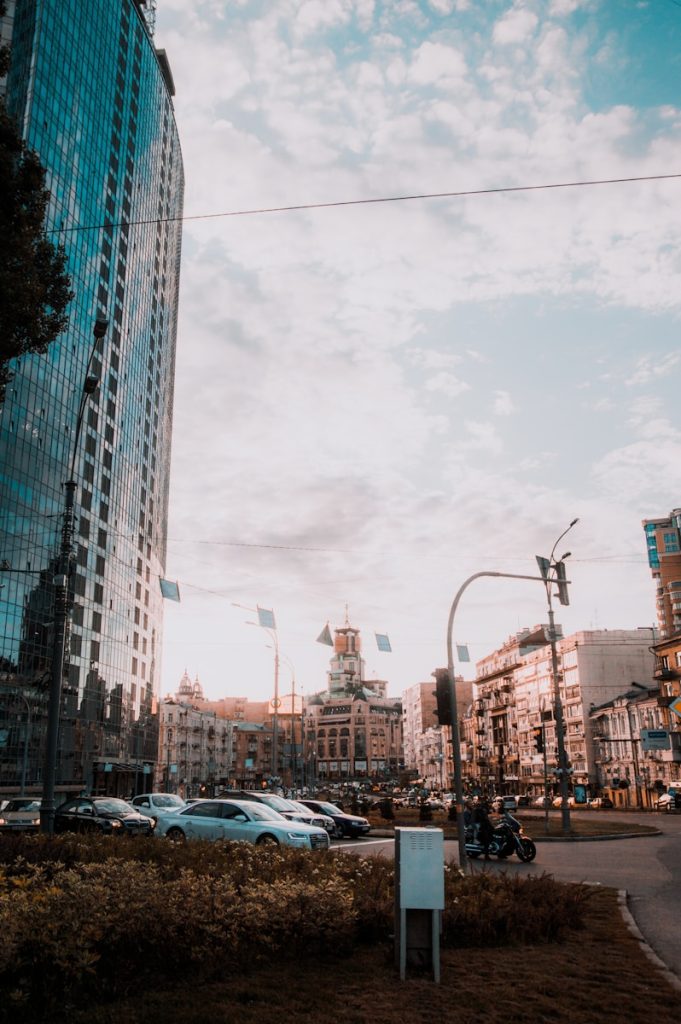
top-left (474, 799), bottom-right (494, 859)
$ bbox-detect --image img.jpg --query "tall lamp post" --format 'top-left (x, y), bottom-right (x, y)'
top-left (41, 316), bottom-right (109, 834)
top-left (445, 561), bottom-right (574, 871)
top-left (232, 603), bottom-right (280, 780)
top-left (536, 518), bottom-right (579, 834)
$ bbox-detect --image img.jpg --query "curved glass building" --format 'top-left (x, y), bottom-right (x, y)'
top-left (0, 0), bottom-right (183, 797)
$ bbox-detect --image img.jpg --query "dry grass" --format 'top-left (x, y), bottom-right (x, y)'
top-left (71, 887), bottom-right (678, 1024)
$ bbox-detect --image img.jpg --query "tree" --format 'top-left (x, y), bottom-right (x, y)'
top-left (0, 8), bottom-right (73, 403)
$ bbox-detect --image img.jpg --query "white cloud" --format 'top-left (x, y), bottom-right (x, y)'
top-left (424, 371), bottom-right (471, 397)
top-left (492, 6), bottom-right (539, 46)
top-left (151, 0), bottom-right (681, 702)
top-left (625, 352), bottom-right (681, 387)
top-left (493, 390), bottom-right (516, 416)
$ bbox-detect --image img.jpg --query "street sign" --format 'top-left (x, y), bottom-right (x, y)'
top-left (640, 729), bottom-right (671, 751)
top-left (670, 695), bottom-right (681, 719)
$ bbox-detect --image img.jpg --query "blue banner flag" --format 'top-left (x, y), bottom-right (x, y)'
top-left (257, 606), bottom-right (276, 630)
top-left (456, 644), bottom-right (470, 662)
top-left (375, 633), bottom-right (392, 652)
top-left (159, 579), bottom-right (181, 602)
top-left (316, 623), bottom-right (333, 646)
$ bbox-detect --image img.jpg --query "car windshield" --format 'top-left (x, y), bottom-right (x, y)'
top-left (153, 795), bottom-right (185, 808)
top-left (317, 802), bottom-right (342, 815)
top-left (247, 804), bottom-right (285, 822)
top-left (5, 799), bottom-right (41, 813)
top-left (258, 794), bottom-right (293, 812)
top-left (288, 801), bottom-right (313, 814)
top-left (93, 799), bottom-right (134, 814)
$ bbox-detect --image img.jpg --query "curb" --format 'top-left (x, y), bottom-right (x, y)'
top-left (533, 830), bottom-right (662, 842)
top-left (618, 889), bottom-right (681, 993)
top-left (367, 829), bottom-right (662, 842)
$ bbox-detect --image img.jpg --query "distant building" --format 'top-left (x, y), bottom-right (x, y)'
top-left (643, 509), bottom-right (681, 639)
top-left (468, 627), bottom-right (656, 798)
top-left (304, 621), bottom-right (403, 785)
top-left (402, 677), bottom-right (471, 791)
top-left (590, 684), bottom-right (680, 808)
top-left (158, 698), bottom-right (233, 799)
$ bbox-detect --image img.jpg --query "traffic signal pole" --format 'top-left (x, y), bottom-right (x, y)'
top-left (445, 570), bottom-right (557, 873)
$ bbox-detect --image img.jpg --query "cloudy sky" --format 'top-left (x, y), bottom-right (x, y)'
top-left (155, 0), bottom-right (681, 704)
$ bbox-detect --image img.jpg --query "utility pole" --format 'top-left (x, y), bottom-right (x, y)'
top-left (536, 518), bottom-right (579, 835)
top-left (446, 569), bottom-right (566, 872)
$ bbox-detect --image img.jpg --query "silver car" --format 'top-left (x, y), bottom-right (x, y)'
top-left (130, 792), bottom-right (186, 821)
top-left (155, 798), bottom-right (330, 850)
top-left (0, 798), bottom-right (41, 831)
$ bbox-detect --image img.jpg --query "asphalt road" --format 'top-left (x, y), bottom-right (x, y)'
top-left (338, 810), bottom-right (681, 980)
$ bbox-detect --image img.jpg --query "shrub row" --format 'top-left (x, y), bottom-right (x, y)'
top-left (0, 833), bottom-right (589, 1021)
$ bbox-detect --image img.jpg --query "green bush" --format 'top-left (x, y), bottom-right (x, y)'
top-left (0, 834), bottom-right (588, 1021)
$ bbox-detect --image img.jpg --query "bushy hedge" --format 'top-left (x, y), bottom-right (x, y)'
top-left (0, 833), bottom-right (589, 1021)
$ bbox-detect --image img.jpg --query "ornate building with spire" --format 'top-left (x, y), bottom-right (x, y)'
top-left (303, 620), bottom-right (403, 785)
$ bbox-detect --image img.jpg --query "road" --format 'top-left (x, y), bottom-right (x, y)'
top-left (336, 810), bottom-right (681, 979)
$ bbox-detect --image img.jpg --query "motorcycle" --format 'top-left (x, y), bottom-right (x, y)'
top-left (464, 814), bottom-right (537, 863)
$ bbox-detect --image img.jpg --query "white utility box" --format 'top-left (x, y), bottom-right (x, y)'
top-left (394, 827), bottom-right (445, 982)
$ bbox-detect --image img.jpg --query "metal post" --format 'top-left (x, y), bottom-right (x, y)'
top-left (546, 601), bottom-right (571, 832)
top-left (543, 723), bottom-right (549, 833)
top-left (446, 570), bottom-right (551, 872)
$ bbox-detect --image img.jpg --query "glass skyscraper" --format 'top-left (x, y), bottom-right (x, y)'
top-left (0, 0), bottom-right (183, 797)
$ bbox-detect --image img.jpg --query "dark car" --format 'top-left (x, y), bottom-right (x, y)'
top-left (299, 799), bottom-right (371, 839)
top-left (54, 797), bottom-right (154, 836)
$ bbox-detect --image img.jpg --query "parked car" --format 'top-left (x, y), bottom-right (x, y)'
top-left (495, 795), bottom-right (518, 811)
top-left (130, 792), bottom-right (186, 821)
top-left (54, 797), bottom-right (154, 836)
top-left (533, 796), bottom-right (552, 808)
top-left (0, 798), bottom-right (41, 831)
top-left (588, 796), bottom-right (614, 809)
top-left (155, 798), bottom-right (330, 849)
top-left (286, 799), bottom-right (337, 836)
top-left (655, 791), bottom-right (681, 811)
top-left (299, 799), bottom-right (371, 838)
top-left (229, 791), bottom-right (334, 833)
top-left (552, 796), bottom-right (576, 808)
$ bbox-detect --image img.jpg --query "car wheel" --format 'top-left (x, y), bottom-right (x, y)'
top-left (256, 833), bottom-right (279, 846)
top-left (166, 827), bottom-right (186, 843)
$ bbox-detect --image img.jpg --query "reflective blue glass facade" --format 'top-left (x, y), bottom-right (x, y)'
top-left (0, 0), bottom-right (183, 796)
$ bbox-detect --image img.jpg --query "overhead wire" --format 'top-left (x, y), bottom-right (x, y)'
top-left (52, 172), bottom-right (681, 236)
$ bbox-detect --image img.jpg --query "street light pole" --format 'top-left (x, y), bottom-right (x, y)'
top-left (538, 518), bottom-right (579, 835)
top-left (446, 570), bottom-right (554, 872)
top-left (232, 603), bottom-right (280, 781)
top-left (41, 316), bottom-right (108, 834)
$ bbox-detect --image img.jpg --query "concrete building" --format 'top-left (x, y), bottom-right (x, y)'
top-left (158, 698), bottom-right (233, 799)
top-left (0, 0), bottom-right (183, 798)
top-left (643, 509), bottom-right (681, 639)
top-left (304, 621), bottom-right (403, 785)
top-left (467, 627), bottom-right (656, 799)
top-left (590, 684), bottom-right (680, 808)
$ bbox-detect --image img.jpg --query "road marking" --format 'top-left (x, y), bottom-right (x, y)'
top-left (331, 838), bottom-right (392, 850)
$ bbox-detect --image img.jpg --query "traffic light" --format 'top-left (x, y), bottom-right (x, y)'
top-left (533, 726), bottom-right (544, 753)
top-left (555, 560), bottom-right (570, 606)
top-left (432, 668), bottom-right (452, 727)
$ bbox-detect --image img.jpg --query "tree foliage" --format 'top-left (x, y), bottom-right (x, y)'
top-left (0, 19), bottom-right (73, 402)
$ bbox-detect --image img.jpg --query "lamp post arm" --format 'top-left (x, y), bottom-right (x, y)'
top-left (446, 570), bottom-right (555, 873)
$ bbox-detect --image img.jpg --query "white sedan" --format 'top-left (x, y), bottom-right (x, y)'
top-left (130, 792), bottom-right (186, 821)
top-left (154, 798), bottom-right (330, 850)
